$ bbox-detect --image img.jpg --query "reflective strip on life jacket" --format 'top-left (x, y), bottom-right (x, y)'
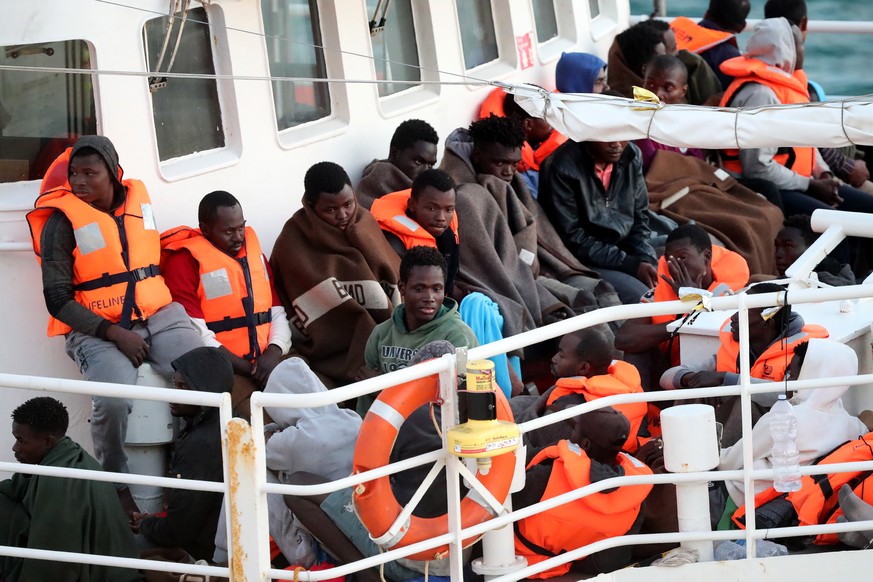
top-left (370, 189), bottom-right (459, 249)
top-left (161, 226), bottom-right (272, 360)
top-left (27, 168), bottom-right (171, 336)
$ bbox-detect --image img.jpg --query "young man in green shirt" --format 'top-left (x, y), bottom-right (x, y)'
top-left (356, 246), bottom-right (478, 416)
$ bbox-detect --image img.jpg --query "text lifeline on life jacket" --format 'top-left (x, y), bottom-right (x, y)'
top-left (715, 318), bottom-right (828, 381)
top-left (514, 440), bottom-right (653, 579)
top-left (651, 246), bottom-right (750, 365)
top-left (478, 86), bottom-right (567, 172)
top-left (370, 189), bottom-right (459, 249)
top-left (547, 360), bottom-right (648, 453)
top-left (161, 226), bottom-right (272, 360)
top-left (27, 151), bottom-right (171, 336)
top-left (670, 16), bottom-right (734, 54)
top-left (718, 56), bottom-right (814, 177)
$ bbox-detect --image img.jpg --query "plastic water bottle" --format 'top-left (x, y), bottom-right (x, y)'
top-left (770, 394), bottom-right (802, 492)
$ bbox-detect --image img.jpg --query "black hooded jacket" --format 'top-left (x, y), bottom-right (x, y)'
top-left (538, 141), bottom-right (657, 275)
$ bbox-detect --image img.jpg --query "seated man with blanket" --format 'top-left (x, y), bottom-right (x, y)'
top-left (441, 115), bottom-right (618, 335)
top-left (355, 119), bottom-right (439, 210)
top-left (271, 162), bottom-right (401, 387)
top-left (0, 397), bottom-right (142, 582)
top-left (479, 88), bottom-right (567, 198)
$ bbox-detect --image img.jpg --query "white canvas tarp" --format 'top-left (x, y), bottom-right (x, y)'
top-left (510, 85), bottom-right (873, 149)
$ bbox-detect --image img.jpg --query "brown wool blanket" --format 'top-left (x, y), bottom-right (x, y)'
top-left (440, 137), bottom-right (620, 328)
top-left (645, 150), bottom-right (782, 275)
top-left (270, 202), bottom-right (401, 386)
top-left (355, 159), bottom-right (412, 210)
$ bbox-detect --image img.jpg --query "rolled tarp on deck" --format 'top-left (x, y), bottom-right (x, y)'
top-left (509, 85), bottom-right (873, 149)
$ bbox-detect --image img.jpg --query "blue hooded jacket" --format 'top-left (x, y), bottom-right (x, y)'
top-left (555, 52), bottom-right (606, 93)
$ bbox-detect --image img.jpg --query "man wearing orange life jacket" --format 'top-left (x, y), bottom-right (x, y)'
top-left (513, 407), bottom-right (654, 578)
top-left (371, 169), bottom-right (459, 295)
top-left (719, 18), bottom-right (873, 223)
top-left (160, 191), bottom-right (292, 414)
top-left (26, 135), bottom-right (203, 515)
top-left (616, 224), bottom-right (749, 391)
top-left (661, 282), bottom-right (828, 445)
top-left (670, 0), bottom-right (750, 89)
top-left (515, 326), bottom-right (647, 457)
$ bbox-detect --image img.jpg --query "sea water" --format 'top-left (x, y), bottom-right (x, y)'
top-left (629, 0), bottom-right (873, 97)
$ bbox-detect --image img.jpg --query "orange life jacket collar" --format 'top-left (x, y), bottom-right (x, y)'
top-left (370, 189), bottom-right (459, 249)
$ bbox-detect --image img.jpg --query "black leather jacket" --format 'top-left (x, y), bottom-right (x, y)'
top-left (539, 141), bottom-right (657, 275)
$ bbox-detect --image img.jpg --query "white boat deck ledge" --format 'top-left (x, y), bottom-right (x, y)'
top-left (4, 0), bottom-right (873, 579)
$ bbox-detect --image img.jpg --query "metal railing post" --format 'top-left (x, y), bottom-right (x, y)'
top-left (440, 350), bottom-right (465, 580)
top-left (737, 293), bottom-right (758, 558)
top-left (222, 394), bottom-right (270, 582)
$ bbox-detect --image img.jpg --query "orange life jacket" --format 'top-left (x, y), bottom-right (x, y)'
top-left (732, 433), bottom-right (873, 533)
top-left (161, 227), bottom-right (272, 360)
top-left (547, 360), bottom-right (647, 453)
top-left (514, 440), bottom-right (653, 578)
top-left (715, 318), bottom-right (828, 382)
top-left (370, 189), bottom-right (459, 250)
top-left (670, 16), bottom-right (734, 54)
top-left (719, 56), bottom-right (814, 178)
top-left (27, 160), bottom-right (171, 336)
top-left (520, 131), bottom-right (568, 173)
top-left (651, 246), bottom-right (750, 365)
top-left (479, 86), bottom-right (507, 118)
top-left (789, 432), bottom-right (873, 544)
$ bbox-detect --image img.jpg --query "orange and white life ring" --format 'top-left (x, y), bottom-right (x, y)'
top-left (352, 373), bottom-right (516, 561)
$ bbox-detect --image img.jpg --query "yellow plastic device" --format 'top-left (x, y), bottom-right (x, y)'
top-left (446, 360), bottom-right (520, 474)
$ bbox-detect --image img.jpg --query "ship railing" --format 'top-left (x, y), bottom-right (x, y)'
top-left (2, 215), bottom-right (873, 580)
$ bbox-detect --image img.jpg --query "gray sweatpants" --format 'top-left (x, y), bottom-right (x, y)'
top-left (65, 302), bottom-right (203, 480)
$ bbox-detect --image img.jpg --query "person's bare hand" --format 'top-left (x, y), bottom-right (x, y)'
top-left (129, 511), bottom-right (149, 533)
top-left (106, 325), bottom-right (149, 367)
top-left (635, 438), bottom-right (666, 473)
top-left (252, 345), bottom-right (283, 388)
top-left (637, 261), bottom-right (659, 289)
top-left (848, 160), bottom-right (870, 188)
top-left (807, 177), bottom-right (843, 207)
top-left (661, 255), bottom-right (703, 294)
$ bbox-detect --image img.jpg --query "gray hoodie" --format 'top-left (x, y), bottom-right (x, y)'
top-left (727, 17), bottom-right (828, 191)
top-left (263, 357), bottom-right (361, 481)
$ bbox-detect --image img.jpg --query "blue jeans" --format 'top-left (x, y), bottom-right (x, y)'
top-left (65, 302), bottom-right (202, 481)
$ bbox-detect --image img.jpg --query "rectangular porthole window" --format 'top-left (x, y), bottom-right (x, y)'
top-left (143, 7), bottom-right (225, 161)
top-left (368, 0), bottom-right (421, 97)
top-left (262, 0), bottom-right (331, 131)
top-left (456, 1), bottom-right (499, 69)
top-left (589, 0), bottom-right (601, 18)
top-left (533, 0), bottom-right (559, 43)
top-left (0, 40), bottom-right (96, 183)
